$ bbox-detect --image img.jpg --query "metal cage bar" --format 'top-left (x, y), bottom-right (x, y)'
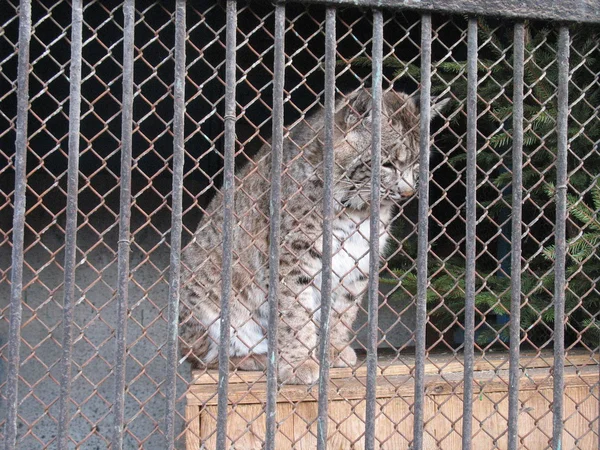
top-left (552, 24), bottom-right (570, 450)
top-left (2, 1), bottom-right (600, 449)
top-left (507, 21), bottom-right (525, 450)
top-left (4, 1), bottom-right (32, 448)
top-left (215, 0), bottom-right (238, 447)
top-left (112, 1), bottom-right (135, 447)
top-left (413, 13), bottom-right (432, 450)
top-left (57, 1), bottom-right (84, 446)
top-left (316, 7), bottom-right (336, 449)
top-left (265, 3), bottom-right (286, 449)
top-left (364, 9), bottom-right (383, 450)
top-left (165, 0), bottom-right (187, 447)
top-left (461, 16), bottom-right (478, 450)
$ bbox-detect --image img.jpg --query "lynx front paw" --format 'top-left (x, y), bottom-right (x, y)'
top-left (278, 359), bottom-right (320, 384)
top-left (332, 346), bottom-right (357, 368)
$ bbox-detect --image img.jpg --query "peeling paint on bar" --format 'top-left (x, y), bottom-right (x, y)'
top-left (112, 1), bottom-right (136, 448)
top-left (462, 17), bottom-right (478, 450)
top-left (165, 0), bottom-right (186, 447)
top-left (57, 1), bottom-right (84, 447)
top-left (365, 9), bottom-right (383, 450)
top-left (4, 1), bottom-right (32, 448)
top-left (552, 25), bottom-right (570, 450)
top-left (316, 7), bottom-right (337, 450)
top-left (265, 3), bottom-right (286, 449)
top-left (507, 21), bottom-right (525, 450)
top-left (216, 1), bottom-right (238, 448)
top-left (413, 13), bottom-right (432, 450)
top-left (3, 1), bottom-right (598, 449)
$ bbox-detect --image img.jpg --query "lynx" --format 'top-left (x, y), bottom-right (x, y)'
top-left (179, 89), bottom-right (447, 384)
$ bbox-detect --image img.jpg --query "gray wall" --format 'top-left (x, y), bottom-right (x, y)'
top-left (0, 171), bottom-right (414, 449)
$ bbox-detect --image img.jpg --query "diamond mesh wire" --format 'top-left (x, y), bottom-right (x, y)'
top-left (0, 1), bottom-right (598, 449)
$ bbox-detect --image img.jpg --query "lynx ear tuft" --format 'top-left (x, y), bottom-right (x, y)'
top-left (343, 90), bottom-right (372, 127)
top-left (431, 97), bottom-right (451, 119)
top-left (410, 93), bottom-right (451, 120)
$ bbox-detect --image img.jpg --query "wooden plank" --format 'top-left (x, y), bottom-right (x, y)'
top-left (562, 385), bottom-right (600, 450)
top-left (186, 364), bottom-right (598, 406)
top-left (188, 382), bottom-right (599, 449)
top-left (291, 400), bottom-right (317, 450)
top-left (186, 363), bottom-right (599, 448)
top-left (188, 383), bottom-right (599, 449)
top-left (198, 402), bottom-right (295, 449)
top-left (185, 405), bottom-right (201, 450)
top-left (427, 384), bottom-right (599, 450)
top-left (190, 349), bottom-right (596, 385)
top-left (291, 397), bottom-right (433, 449)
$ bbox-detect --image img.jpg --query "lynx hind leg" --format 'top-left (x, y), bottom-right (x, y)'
top-left (181, 319), bottom-right (268, 371)
top-left (330, 292), bottom-right (360, 368)
top-left (230, 354), bottom-right (267, 371)
top-left (179, 319), bottom-right (215, 369)
top-left (277, 289), bottom-right (320, 384)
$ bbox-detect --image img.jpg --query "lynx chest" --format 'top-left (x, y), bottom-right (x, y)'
top-left (330, 208), bottom-right (391, 289)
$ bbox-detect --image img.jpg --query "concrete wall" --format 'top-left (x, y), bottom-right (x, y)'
top-left (0, 171), bottom-right (415, 449)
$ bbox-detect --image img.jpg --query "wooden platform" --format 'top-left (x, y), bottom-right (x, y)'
top-left (185, 350), bottom-right (599, 449)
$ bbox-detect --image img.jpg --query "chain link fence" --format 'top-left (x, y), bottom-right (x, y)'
top-left (0, 0), bottom-right (598, 449)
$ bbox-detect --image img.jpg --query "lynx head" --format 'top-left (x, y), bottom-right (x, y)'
top-left (333, 89), bottom-right (448, 209)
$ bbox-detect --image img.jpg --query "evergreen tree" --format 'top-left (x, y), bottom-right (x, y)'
top-left (351, 20), bottom-right (600, 348)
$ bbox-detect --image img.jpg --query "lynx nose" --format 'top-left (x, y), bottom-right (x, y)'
top-left (401, 189), bottom-right (415, 198)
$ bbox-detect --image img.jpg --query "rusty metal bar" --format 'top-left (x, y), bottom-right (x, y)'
top-left (507, 21), bottom-right (525, 450)
top-left (364, 8), bottom-right (383, 450)
top-left (2, 2), bottom-right (598, 449)
top-left (291, 0), bottom-right (600, 24)
top-left (265, 3), bottom-right (286, 449)
top-left (413, 13), bottom-right (432, 450)
top-left (316, 7), bottom-right (336, 450)
top-left (4, 0), bottom-right (32, 448)
top-left (112, 0), bottom-right (135, 448)
top-left (165, 0), bottom-right (186, 447)
top-left (461, 16), bottom-right (478, 450)
top-left (57, 1), bottom-right (84, 447)
top-left (216, 0), bottom-right (238, 447)
top-left (552, 24), bottom-right (570, 450)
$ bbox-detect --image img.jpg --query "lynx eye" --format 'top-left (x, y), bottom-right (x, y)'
top-left (382, 162), bottom-right (395, 169)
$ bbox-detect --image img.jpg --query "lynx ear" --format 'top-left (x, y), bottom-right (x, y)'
top-left (343, 90), bottom-right (372, 127)
top-left (431, 97), bottom-right (451, 119)
top-left (411, 94), bottom-right (450, 120)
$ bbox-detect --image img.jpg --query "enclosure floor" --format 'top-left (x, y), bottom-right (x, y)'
top-left (185, 349), bottom-right (599, 449)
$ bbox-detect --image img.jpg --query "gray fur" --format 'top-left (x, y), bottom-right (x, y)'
top-left (179, 89), bottom-right (440, 384)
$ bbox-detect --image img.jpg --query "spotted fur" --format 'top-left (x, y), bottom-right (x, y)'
top-left (179, 89), bottom-right (446, 384)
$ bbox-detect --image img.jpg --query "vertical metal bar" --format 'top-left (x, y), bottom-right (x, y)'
top-left (364, 9), bottom-right (383, 450)
top-left (56, 1), bottom-right (84, 447)
top-left (215, 1), bottom-right (237, 448)
top-left (4, 1), bottom-right (31, 448)
top-left (112, 1), bottom-right (135, 448)
top-left (165, 0), bottom-right (186, 448)
top-left (552, 24), bottom-right (570, 450)
top-left (461, 17), bottom-right (478, 450)
top-left (265, 3), bottom-right (285, 450)
top-left (316, 7), bottom-right (336, 450)
top-left (507, 21), bottom-right (525, 450)
top-left (413, 14), bottom-right (432, 450)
